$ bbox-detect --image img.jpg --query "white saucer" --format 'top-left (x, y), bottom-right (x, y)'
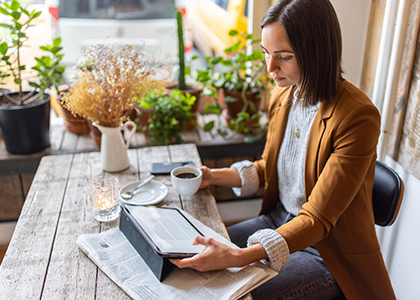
top-left (119, 180), bottom-right (168, 205)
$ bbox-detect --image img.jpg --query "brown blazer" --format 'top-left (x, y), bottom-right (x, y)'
top-left (253, 81), bottom-right (396, 299)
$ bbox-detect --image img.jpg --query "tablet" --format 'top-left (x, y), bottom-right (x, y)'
top-left (122, 205), bottom-right (205, 258)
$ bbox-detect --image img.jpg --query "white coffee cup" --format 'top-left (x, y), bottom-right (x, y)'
top-left (170, 166), bottom-right (202, 196)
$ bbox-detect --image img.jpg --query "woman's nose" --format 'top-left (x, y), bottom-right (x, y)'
top-left (266, 57), bottom-right (279, 73)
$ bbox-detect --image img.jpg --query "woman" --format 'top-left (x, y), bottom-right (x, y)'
top-left (170, 0), bottom-right (396, 299)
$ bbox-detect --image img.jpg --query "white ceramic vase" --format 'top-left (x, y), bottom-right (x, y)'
top-left (92, 121), bottom-right (136, 172)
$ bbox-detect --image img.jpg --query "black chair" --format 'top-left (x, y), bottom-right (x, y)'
top-left (333, 161), bottom-right (404, 300)
top-left (373, 160), bottom-right (404, 226)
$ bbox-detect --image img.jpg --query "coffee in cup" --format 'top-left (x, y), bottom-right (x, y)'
top-left (171, 166), bottom-right (202, 196)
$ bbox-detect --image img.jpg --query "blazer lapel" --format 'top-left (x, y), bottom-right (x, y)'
top-left (304, 85), bottom-right (345, 199)
top-left (260, 87), bottom-right (294, 214)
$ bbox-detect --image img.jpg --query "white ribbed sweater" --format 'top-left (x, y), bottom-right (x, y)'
top-left (230, 92), bottom-right (320, 271)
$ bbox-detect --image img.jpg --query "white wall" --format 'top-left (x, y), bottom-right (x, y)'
top-left (376, 156), bottom-right (420, 299)
top-left (330, 0), bottom-right (372, 87)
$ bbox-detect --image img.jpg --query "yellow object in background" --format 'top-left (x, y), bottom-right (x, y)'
top-left (50, 90), bottom-right (63, 117)
top-left (186, 0), bottom-right (248, 57)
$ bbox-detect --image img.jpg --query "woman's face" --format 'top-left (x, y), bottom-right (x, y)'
top-left (261, 22), bottom-right (300, 88)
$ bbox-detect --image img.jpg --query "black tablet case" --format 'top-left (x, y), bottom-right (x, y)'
top-left (119, 205), bottom-right (176, 282)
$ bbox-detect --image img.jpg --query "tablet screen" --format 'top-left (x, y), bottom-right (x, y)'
top-left (124, 205), bottom-right (205, 256)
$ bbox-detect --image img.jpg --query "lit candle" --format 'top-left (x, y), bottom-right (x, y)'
top-left (94, 188), bottom-right (116, 211)
top-left (87, 175), bottom-right (120, 222)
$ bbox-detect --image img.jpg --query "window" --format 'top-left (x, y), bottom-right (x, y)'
top-left (59, 0), bottom-right (175, 20)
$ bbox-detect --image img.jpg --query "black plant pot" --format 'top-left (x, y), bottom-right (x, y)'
top-left (0, 93), bottom-right (51, 154)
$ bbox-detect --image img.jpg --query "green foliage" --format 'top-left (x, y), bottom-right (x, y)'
top-left (29, 37), bottom-right (66, 95)
top-left (195, 30), bottom-right (270, 96)
top-left (138, 89), bottom-right (196, 146)
top-left (0, 0), bottom-right (65, 105)
top-left (195, 30), bottom-right (272, 142)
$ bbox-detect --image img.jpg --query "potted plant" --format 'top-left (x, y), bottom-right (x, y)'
top-left (138, 89), bottom-right (196, 146)
top-left (62, 43), bottom-right (169, 172)
top-left (164, 9), bottom-right (201, 129)
top-left (53, 84), bottom-right (91, 135)
top-left (0, 0), bottom-right (66, 154)
top-left (196, 30), bottom-right (272, 143)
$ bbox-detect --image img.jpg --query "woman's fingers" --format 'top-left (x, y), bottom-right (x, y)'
top-left (170, 237), bottom-right (241, 272)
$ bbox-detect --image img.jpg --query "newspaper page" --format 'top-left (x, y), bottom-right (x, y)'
top-left (77, 209), bottom-right (277, 300)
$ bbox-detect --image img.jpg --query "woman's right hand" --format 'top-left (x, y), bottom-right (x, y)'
top-left (199, 166), bottom-right (213, 189)
top-left (196, 165), bottom-right (242, 189)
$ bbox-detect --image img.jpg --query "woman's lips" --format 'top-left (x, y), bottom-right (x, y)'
top-left (273, 76), bottom-right (285, 82)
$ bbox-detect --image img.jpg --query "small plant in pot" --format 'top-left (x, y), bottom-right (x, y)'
top-left (54, 83), bottom-right (91, 135)
top-left (196, 30), bottom-right (272, 143)
top-left (0, 0), bottom-right (66, 154)
top-left (165, 9), bottom-right (202, 128)
top-left (62, 43), bottom-right (170, 172)
top-left (138, 89), bottom-right (196, 146)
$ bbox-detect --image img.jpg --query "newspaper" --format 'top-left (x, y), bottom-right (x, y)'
top-left (77, 209), bottom-right (277, 300)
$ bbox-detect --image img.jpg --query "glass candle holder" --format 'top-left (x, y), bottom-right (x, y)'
top-left (87, 175), bottom-right (121, 222)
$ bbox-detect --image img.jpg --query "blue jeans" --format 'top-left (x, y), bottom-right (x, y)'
top-left (227, 203), bottom-right (344, 300)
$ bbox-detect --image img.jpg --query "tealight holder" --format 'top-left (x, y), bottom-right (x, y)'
top-left (87, 175), bottom-right (121, 222)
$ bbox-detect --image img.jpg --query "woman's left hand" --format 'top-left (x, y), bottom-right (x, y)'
top-left (169, 236), bottom-right (242, 272)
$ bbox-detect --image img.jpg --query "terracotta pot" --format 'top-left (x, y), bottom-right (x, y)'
top-left (56, 91), bottom-right (91, 135)
top-left (60, 104), bottom-right (91, 135)
top-left (88, 121), bottom-right (102, 147)
top-left (222, 89), bottom-right (261, 119)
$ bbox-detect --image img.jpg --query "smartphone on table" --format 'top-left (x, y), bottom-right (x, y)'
top-left (150, 161), bottom-right (195, 175)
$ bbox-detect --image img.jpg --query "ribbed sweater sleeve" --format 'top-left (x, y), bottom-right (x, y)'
top-left (247, 229), bottom-right (290, 272)
top-left (230, 160), bottom-right (260, 197)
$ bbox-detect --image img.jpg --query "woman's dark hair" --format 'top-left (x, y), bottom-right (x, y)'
top-left (261, 0), bottom-right (344, 104)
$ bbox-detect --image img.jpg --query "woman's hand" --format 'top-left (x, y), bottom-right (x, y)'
top-left (169, 236), bottom-right (268, 272)
top-left (199, 166), bottom-right (213, 189)
top-left (186, 166), bottom-right (241, 190)
top-left (170, 236), bottom-right (242, 272)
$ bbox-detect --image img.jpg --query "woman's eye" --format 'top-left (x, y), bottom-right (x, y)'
top-left (280, 56), bottom-right (292, 61)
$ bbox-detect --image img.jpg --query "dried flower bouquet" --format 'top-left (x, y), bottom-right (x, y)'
top-left (62, 44), bottom-right (170, 128)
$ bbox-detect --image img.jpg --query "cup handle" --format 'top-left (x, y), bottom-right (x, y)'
top-left (120, 121), bottom-right (137, 149)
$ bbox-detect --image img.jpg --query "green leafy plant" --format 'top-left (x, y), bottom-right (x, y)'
top-left (196, 30), bottom-right (272, 142)
top-left (138, 89), bottom-right (196, 146)
top-left (30, 37), bottom-right (66, 95)
top-left (0, 0), bottom-right (65, 105)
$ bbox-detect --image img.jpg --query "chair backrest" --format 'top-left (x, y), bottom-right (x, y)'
top-left (373, 161), bottom-right (404, 226)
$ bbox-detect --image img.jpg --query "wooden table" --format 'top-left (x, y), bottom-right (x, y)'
top-left (0, 144), bottom-right (232, 299)
top-left (0, 113), bottom-right (265, 223)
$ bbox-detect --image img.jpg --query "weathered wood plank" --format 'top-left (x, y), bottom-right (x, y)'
top-left (388, 0), bottom-right (420, 159)
top-left (0, 154), bottom-right (73, 298)
top-left (0, 174), bottom-right (24, 221)
top-left (41, 152), bottom-right (101, 300)
top-left (360, 0), bottom-right (387, 97)
top-left (75, 133), bottom-right (99, 152)
top-left (397, 50), bottom-right (420, 179)
top-left (20, 173), bottom-right (35, 198)
top-left (49, 124), bottom-right (65, 151)
top-left (60, 131), bottom-right (79, 151)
